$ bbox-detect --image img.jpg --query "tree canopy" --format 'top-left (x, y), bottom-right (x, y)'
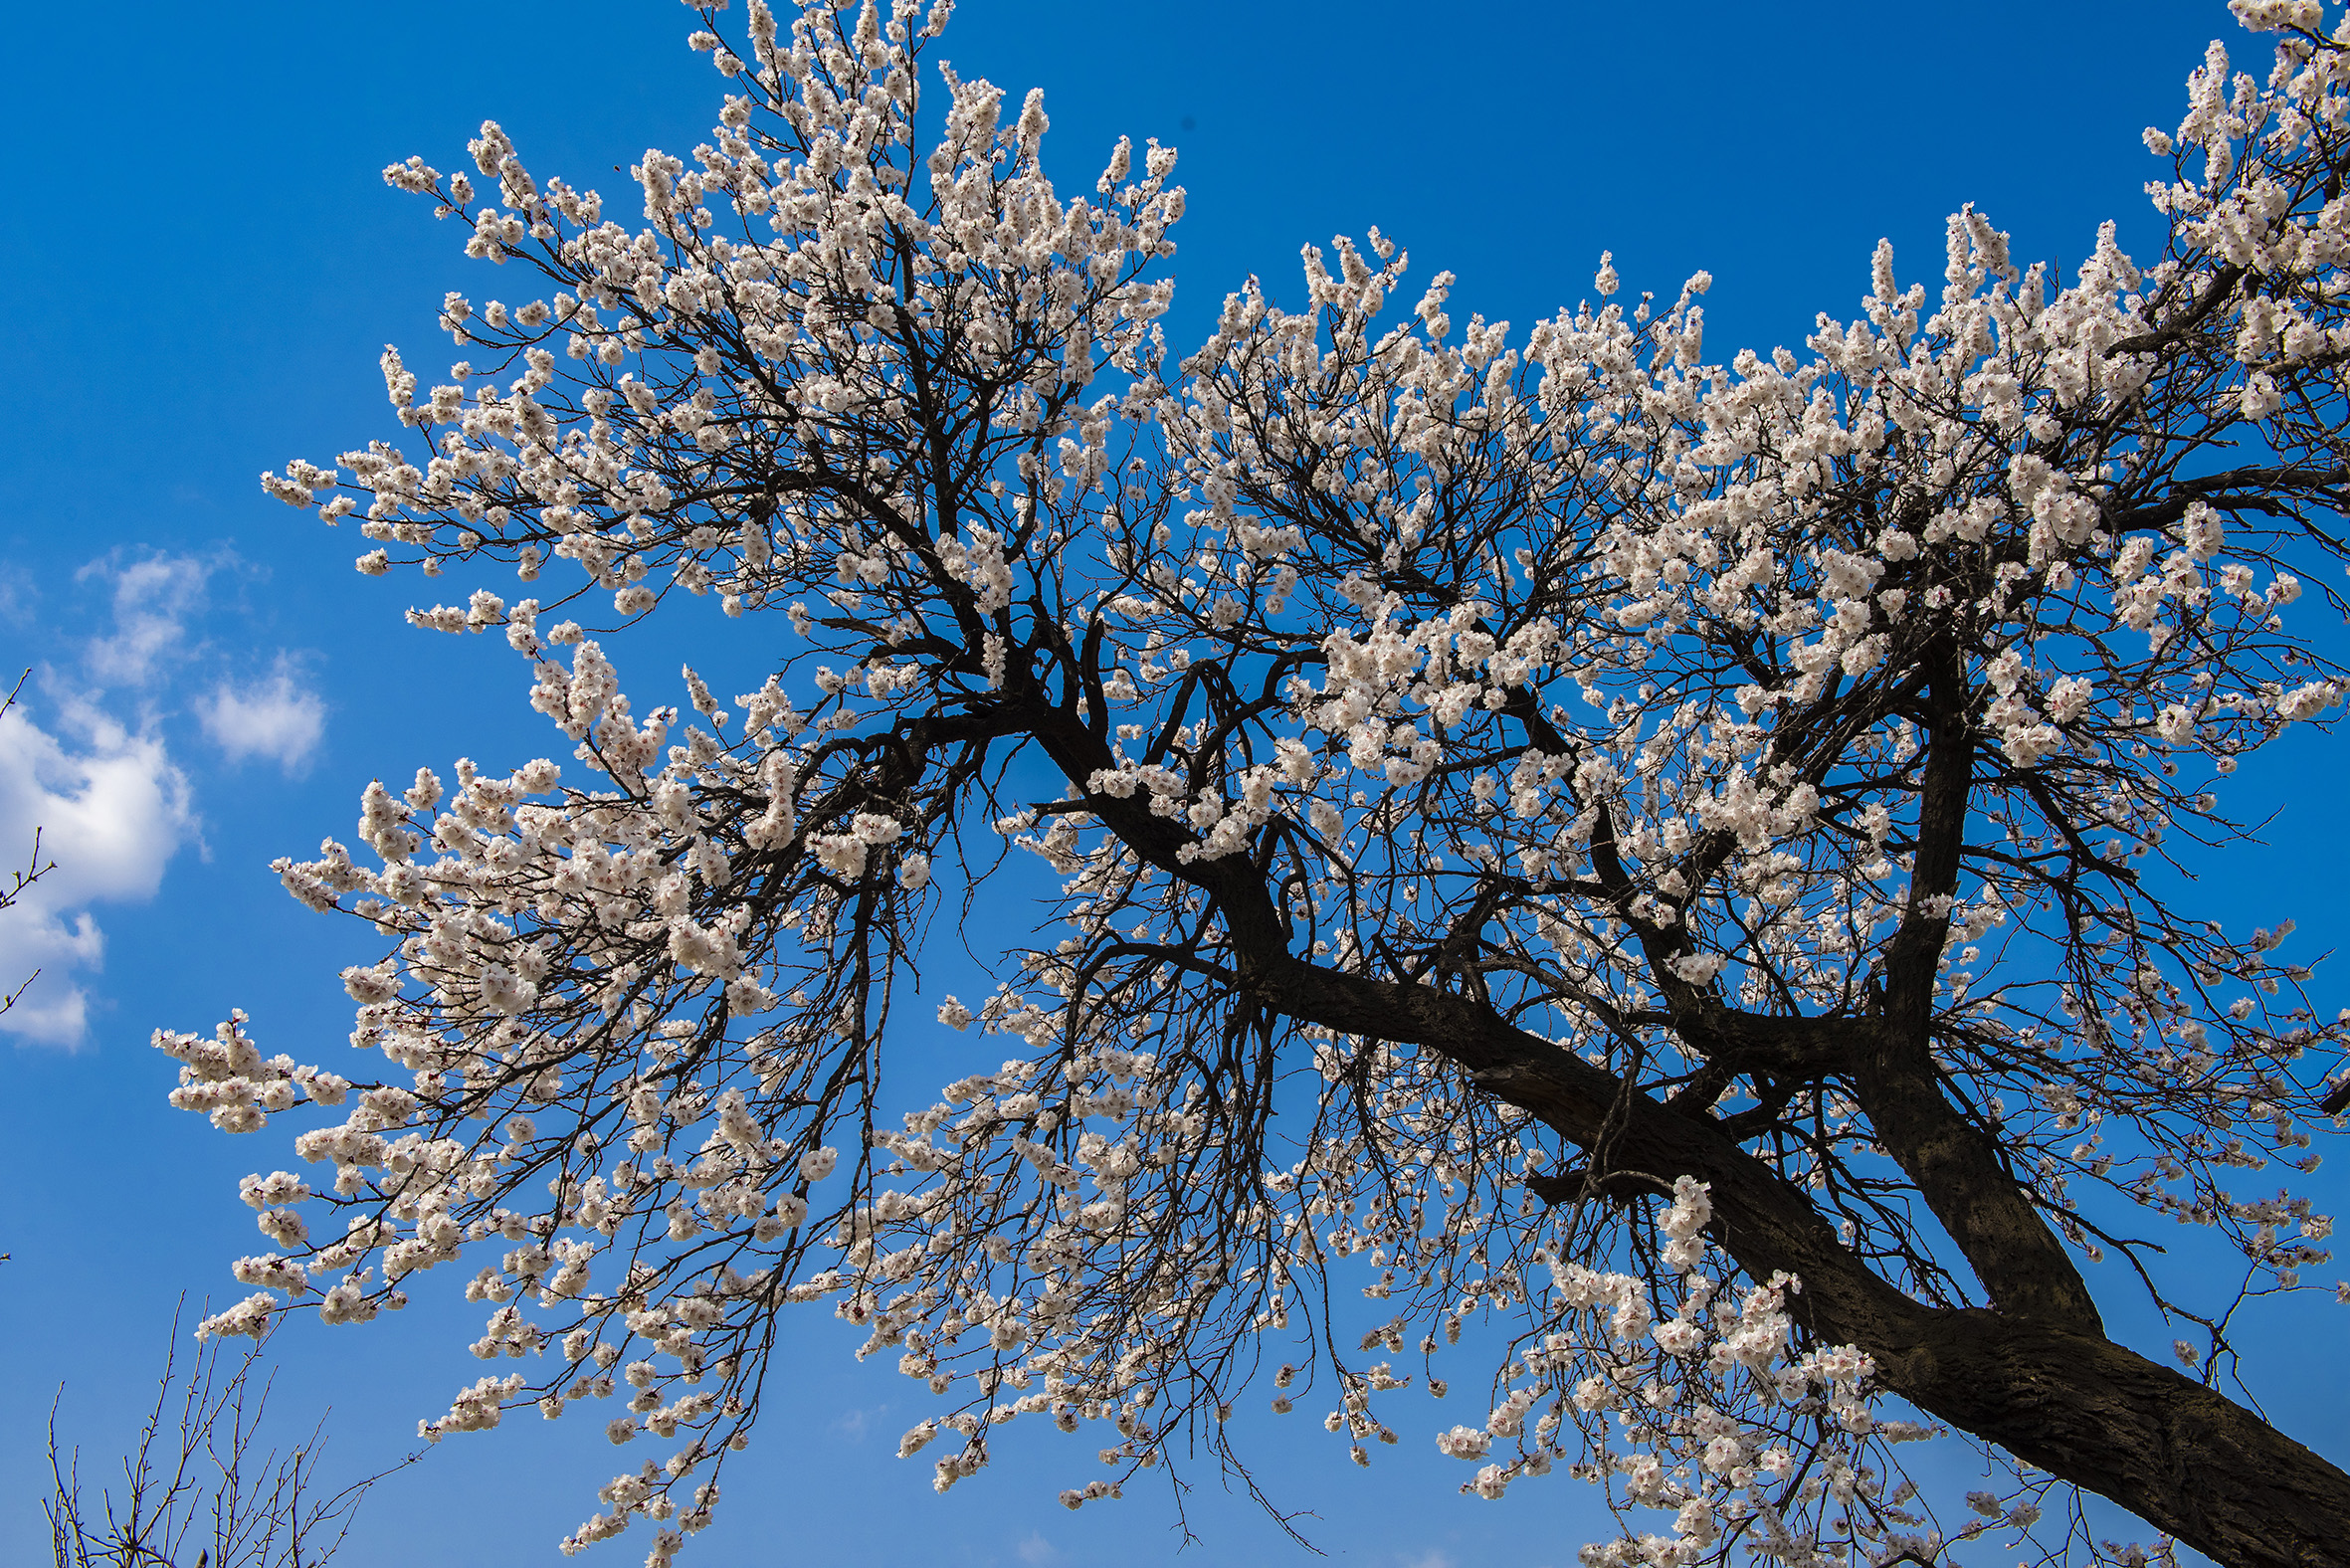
top-left (167, 2), bottom-right (2350, 1564)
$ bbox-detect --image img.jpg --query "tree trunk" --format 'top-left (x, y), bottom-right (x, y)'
top-left (1874, 1310), bottom-right (2350, 1568)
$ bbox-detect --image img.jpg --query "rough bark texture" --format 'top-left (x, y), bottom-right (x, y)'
top-left (1875, 1314), bottom-right (2350, 1568)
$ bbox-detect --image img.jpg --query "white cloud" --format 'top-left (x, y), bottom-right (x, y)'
top-left (79, 552), bottom-right (213, 687)
top-left (0, 693), bottom-right (194, 1046)
top-left (0, 548), bottom-right (318, 1045)
top-left (202, 657), bottom-right (326, 772)
top-left (1014, 1533), bottom-right (1061, 1567)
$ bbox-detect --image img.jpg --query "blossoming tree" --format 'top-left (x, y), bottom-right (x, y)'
top-left (168, 1), bottom-right (2350, 1563)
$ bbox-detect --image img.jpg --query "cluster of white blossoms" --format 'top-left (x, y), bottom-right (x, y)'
top-left (181, 0), bottom-right (2350, 1562)
top-left (1423, 1179), bottom-right (1975, 1568)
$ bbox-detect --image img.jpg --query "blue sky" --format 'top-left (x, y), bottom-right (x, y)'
top-left (2, 2), bottom-right (2344, 1565)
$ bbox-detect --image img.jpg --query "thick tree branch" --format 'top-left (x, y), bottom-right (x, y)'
top-left (1257, 949), bottom-right (2350, 1568)
top-left (1860, 649), bottom-right (2104, 1330)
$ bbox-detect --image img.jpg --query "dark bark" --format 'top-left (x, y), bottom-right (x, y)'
top-left (1853, 658), bottom-right (2105, 1333)
top-left (1873, 1311), bottom-right (2350, 1568)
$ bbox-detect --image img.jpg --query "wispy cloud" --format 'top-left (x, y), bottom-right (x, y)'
top-left (831, 1403), bottom-right (890, 1443)
top-left (202, 656), bottom-right (325, 773)
top-left (79, 551), bottom-right (214, 687)
top-left (1015, 1533), bottom-right (1062, 1566)
top-left (0, 565), bottom-right (37, 627)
